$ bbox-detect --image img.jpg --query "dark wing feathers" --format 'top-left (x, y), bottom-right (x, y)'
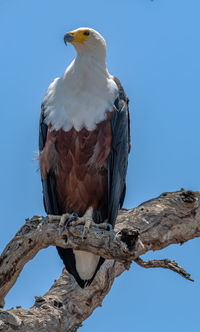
top-left (39, 105), bottom-right (59, 215)
top-left (39, 105), bottom-right (48, 153)
top-left (108, 77), bottom-right (130, 227)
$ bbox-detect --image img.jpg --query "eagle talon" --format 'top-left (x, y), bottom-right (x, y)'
top-left (106, 223), bottom-right (113, 231)
top-left (96, 222), bottom-right (113, 231)
top-left (72, 212), bottom-right (79, 219)
top-left (82, 220), bottom-right (92, 240)
top-left (58, 212), bottom-right (79, 235)
top-left (42, 216), bottom-right (48, 225)
top-left (65, 212), bottom-right (79, 227)
top-left (58, 224), bottom-right (62, 236)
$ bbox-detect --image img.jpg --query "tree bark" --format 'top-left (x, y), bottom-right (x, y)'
top-left (0, 190), bottom-right (199, 331)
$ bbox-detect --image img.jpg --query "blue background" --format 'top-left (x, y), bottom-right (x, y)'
top-left (1, 0), bottom-right (200, 331)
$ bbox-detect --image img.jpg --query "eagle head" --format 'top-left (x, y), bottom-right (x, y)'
top-left (64, 27), bottom-right (106, 59)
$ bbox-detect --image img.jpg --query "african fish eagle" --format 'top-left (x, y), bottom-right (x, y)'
top-left (39, 27), bottom-right (130, 288)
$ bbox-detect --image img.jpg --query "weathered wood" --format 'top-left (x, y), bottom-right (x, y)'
top-left (134, 257), bottom-right (194, 281)
top-left (0, 190), bottom-right (200, 331)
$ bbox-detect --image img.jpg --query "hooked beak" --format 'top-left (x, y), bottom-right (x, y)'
top-left (64, 32), bottom-right (74, 45)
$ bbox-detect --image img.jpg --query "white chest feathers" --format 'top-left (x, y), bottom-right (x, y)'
top-left (43, 55), bottom-right (119, 131)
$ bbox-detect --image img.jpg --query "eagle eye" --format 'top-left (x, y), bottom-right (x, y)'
top-left (83, 30), bottom-right (90, 36)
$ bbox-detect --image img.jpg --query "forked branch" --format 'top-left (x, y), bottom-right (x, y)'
top-left (0, 190), bottom-right (200, 331)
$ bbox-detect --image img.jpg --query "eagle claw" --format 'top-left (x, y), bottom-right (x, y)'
top-left (58, 212), bottom-right (79, 235)
top-left (106, 223), bottom-right (113, 231)
top-left (66, 212), bottom-right (79, 226)
top-left (82, 219), bottom-right (92, 240)
top-left (42, 216), bottom-right (48, 225)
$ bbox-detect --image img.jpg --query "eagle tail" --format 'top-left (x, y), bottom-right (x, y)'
top-left (56, 247), bottom-right (104, 288)
top-left (57, 207), bottom-right (106, 287)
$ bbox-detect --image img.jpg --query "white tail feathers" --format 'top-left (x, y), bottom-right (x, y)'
top-left (73, 250), bottom-right (100, 280)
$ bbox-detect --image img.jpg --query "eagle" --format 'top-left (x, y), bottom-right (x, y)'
top-left (39, 27), bottom-right (130, 288)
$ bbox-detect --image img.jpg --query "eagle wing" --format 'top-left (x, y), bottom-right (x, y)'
top-left (108, 77), bottom-right (131, 227)
top-left (39, 104), bottom-right (59, 216)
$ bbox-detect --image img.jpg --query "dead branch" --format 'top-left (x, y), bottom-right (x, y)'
top-left (134, 257), bottom-right (194, 281)
top-left (0, 190), bottom-right (200, 331)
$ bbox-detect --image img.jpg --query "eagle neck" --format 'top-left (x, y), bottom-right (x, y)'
top-left (43, 53), bottom-right (118, 132)
top-left (63, 52), bottom-right (109, 83)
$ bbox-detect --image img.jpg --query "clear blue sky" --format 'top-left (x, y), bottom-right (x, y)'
top-left (1, 0), bottom-right (200, 331)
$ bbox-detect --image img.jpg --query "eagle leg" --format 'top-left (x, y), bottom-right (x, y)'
top-left (82, 219), bottom-right (92, 240)
top-left (80, 216), bottom-right (112, 240)
top-left (58, 212), bottom-right (79, 235)
top-left (79, 207), bottom-right (94, 240)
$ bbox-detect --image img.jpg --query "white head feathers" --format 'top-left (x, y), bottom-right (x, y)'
top-left (43, 27), bottom-right (118, 132)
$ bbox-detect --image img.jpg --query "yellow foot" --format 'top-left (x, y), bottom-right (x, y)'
top-left (82, 219), bottom-right (92, 240)
top-left (58, 212), bottom-right (78, 235)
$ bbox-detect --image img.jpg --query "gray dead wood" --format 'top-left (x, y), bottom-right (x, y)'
top-left (0, 190), bottom-right (200, 331)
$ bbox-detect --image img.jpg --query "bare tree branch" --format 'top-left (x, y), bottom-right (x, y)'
top-left (0, 190), bottom-right (200, 331)
top-left (0, 261), bottom-right (123, 332)
top-left (134, 257), bottom-right (194, 281)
